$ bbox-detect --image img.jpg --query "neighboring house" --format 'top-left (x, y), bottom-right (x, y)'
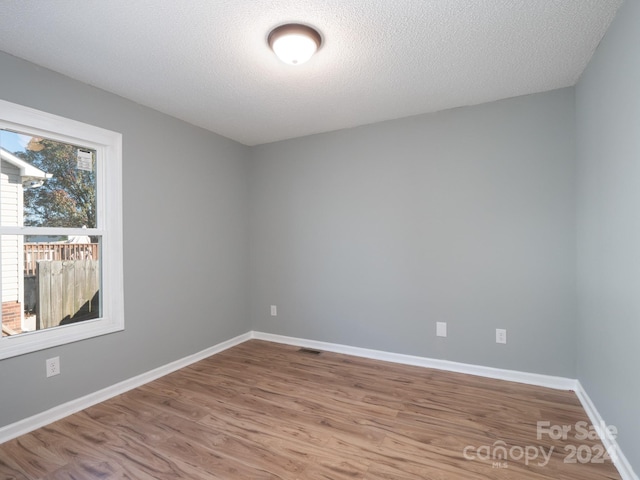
top-left (0, 147), bottom-right (51, 334)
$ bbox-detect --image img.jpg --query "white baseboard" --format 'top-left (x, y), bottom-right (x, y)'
top-left (250, 331), bottom-right (636, 480)
top-left (250, 331), bottom-right (577, 390)
top-left (2, 329), bottom-right (635, 480)
top-left (0, 331), bottom-right (251, 444)
top-left (574, 381), bottom-right (638, 480)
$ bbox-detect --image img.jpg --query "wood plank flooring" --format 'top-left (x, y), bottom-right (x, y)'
top-left (0, 340), bottom-right (621, 479)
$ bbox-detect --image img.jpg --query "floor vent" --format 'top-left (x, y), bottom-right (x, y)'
top-left (298, 348), bottom-right (322, 355)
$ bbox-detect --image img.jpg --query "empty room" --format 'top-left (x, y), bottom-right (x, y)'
top-left (0, 1), bottom-right (638, 479)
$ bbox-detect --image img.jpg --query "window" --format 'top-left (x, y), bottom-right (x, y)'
top-left (0, 99), bottom-right (123, 359)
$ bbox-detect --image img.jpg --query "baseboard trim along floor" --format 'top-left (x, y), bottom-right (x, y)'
top-left (0, 330), bottom-right (636, 480)
top-left (251, 331), bottom-right (637, 480)
top-left (252, 331), bottom-right (576, 390)
top-left (0, 332), bottom-right (252, 445)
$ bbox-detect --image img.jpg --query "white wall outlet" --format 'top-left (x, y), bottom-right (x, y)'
top-left (46, 356), bottom-right (60, 377)
top-left (270, 305), bottom-right (277, 316)
top-left (496, 328), bottom-right (507, 344)
top-left (436, 322), bottom-right (447, 337)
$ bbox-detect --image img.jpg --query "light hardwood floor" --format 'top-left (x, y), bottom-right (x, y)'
top-left (0, 340), bottom-right (621, 479)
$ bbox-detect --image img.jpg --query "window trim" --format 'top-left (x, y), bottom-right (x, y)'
top-left (0, 99), bottom-right (124, 360)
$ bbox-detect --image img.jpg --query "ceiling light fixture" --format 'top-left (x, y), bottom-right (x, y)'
top-left (268, 23), bottom-right (322, 66)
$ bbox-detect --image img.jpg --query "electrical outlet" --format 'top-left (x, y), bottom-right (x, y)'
top-left (436, 322), bottom-right (447, 337)
top-left (46, 356), bottom-right (60, 377)
top-left (270, 305), bottom-right (277, 316)
top-left (496, 329), bottom-right (507, 344)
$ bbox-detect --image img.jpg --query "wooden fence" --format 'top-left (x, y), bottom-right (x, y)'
top-left (36, 260), bottom-right (100, 330)
top-left (25, 243), bottom-right (98, 276)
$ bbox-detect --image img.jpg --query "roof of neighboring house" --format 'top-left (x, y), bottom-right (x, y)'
top-left (0, 147), bottom-right (51, 179)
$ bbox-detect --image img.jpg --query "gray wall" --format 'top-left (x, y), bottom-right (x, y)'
top-left (249, 88), bottom-right (577, 377)
top-left (576, 0), bottom-right (640, 470)
top-left (0, 52), bottom-right (250, 427)
top-left (3, 10), bottom-right (638, 472)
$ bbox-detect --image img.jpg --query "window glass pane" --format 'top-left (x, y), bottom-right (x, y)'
top-left (0, 99), bottom-right (122, 359)
top-left (2, 235), bottom-right (101, 337)
top-left (0, 129), bottom-right (97, 228)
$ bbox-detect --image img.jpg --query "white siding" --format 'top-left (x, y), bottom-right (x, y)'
top-left (1, 160), bottom-right (24, 304)
top-left (1, 162), bottom-right (20, 226)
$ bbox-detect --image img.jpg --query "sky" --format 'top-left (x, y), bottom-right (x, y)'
top-left (0, 129), bottom-right (30, 154)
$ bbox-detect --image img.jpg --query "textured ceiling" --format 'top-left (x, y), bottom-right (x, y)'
top-left (0, 0), bottom-right (624, 146)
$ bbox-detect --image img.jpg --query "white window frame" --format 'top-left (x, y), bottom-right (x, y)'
top-left (0, 99), bottom-right (124, 360)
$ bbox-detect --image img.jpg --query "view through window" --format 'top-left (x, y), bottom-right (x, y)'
top-left (0, 129), bottom-right (101, 337)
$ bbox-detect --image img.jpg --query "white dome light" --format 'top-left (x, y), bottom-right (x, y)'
top-left (268, 24), bottom-right (322, 66)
